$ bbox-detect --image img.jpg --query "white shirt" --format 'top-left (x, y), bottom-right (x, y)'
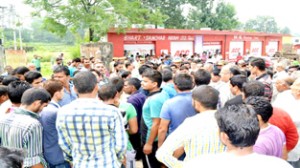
top-left (184, 152), bottom-right (292, 168)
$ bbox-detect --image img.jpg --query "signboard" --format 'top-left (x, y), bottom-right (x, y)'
top-left (266, 41), bottom-right (278, 56)
top-left (203, 41), bottom-right (221, 55)
top-left (229, 41), bottom-right (244, 60)
top-left (124, 35), bottom-right (194, 41)
top-left (250, 42), bottom-right (262, 56)
top-left (171, 41), bottom-right (193, 57)
top-left (124, 44), bottom-right (155, 56)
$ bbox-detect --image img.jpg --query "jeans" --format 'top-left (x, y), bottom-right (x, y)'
top-left (49, 161), bottom-right (71, 168)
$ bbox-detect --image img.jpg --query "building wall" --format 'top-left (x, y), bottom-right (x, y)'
top-left (107, 30), bottom-right (282, 59)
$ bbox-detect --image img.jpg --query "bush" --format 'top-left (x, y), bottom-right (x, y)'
top-left (68, 44), bottom-right (81, 59)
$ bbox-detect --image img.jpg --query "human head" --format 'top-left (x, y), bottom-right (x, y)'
top-left (27, 63), bottom-right (36, 71)
top-left (114, 61), bottom-right (124, 73)
top-left (215, 104), bottom-right (260, 147)
top-left (120, 71), bottom-right (131, 80)
top-left (162, 68), bottom-right (173, 83)
top-left (94, 62), bottom-right (106, 74)
top-left (138, 64), bottom-right (152, 76)
top-left (142, 69), bottom-right (162, 91)
top-left (249, 58), bottom-right (266, 75)
top-left (229, 75), bottom-right (248, 96)
top-left (56, 57), bottom-right (63, 65)
top-left (242, 80), bottom-right (265, 99)
top-left (245, 96), bottom-right (273, 123)
top-left (98, 83), bottom-right (118, 102)
top-left (53, 65), bottom-right (70, 87)
top-left (275, 76), bottom-right (294, 93)
top-left (124, 78), bottom-right (141, 95)
top-left (8, 81), bottom-right (32, 105)
top-left (0, 85), bottom-right (8, 104)
top-left (1, 75), bottom-right (20, 86)
top-left (71, 58), bottom-right (81, 67)
top-left (125, 61), bottom-right (134, 72)
top-left (43, 79), bottom-right (64, 100)
top-left (24, 71), bottom-right (43, 88)
top-left (291, 78), bottom-right (300, 100)
top-left (192, 85), bottom-right (219, 112)
top-left (12, 66), bottom-right (30, 81)
top-left (21, 88), bottom-right (51, 113)
top-left (73, 71), bottom-right (98, 95)
top-left (0, 147), bottom-right (24, 168)
top-left (109, 77), bottom-right (124, 95)
top-left (211, 68), bottom-right (221, 83)
top-left (220, 64), bottom-right (235, 83)
top-left (173, 73), bottom-right (193, 92)
top-left (192, 69), bottom-right (211, 86)
top-left (83, 58), bottom-right (91, 69)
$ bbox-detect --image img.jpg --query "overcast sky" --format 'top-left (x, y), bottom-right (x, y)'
top-left (2, 0), bottom-right (299, 34)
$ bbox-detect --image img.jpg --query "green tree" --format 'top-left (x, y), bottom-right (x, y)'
top-left (280, 26), bottom-right (291, 35)
top-left (212, 2), bottom-right (239, 30)
top-left (25, 0), bottom-right (166, 42)
top-left (244, 16), bottom-right (279, 33)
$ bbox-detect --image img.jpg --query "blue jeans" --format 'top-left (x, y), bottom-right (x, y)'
top-left (49, 161), bottom-right (71, 168)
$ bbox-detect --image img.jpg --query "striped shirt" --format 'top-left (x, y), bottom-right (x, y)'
top-left (56, 98), bottom-right (127, 168)
top-left (156, 110), bottom-right (226, 168)
top-left (0, 108), bottom-right (47, 167)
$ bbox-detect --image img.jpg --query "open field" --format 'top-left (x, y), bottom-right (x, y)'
top-left (4, 43), bottom-right (78, 78)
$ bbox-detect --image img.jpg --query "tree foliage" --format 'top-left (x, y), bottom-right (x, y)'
top-left (141, 0), bottom-right (239, 30)
top-left (244, 16), bottom-right (279, 33)
top-left (24, 0), bottom-right (167, 42)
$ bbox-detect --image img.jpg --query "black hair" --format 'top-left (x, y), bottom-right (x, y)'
top-left (242, 81), bottom-right (265, 98)
top-left (245, 96), bottom-right (273, 123)
top-left (0, 85), bottom-right (8, 96)
top-left (192, 85), bottom-right (219, 110)
top-left (229, 75), bottom-right (248, 91)
top-left (21, 88), bottom-right (51, 105)
top-left (250, 58), bottom-right (266, 71)
top-left (174, 73), bottom-right (193, 91)
top-left (109, 77), bottom-right (124, 93)
top-left (72, 58), bottom-right (81, 63)
top-left (229, 66), bottom-right (241, 76)
top-left (8, 81), bottom-right (31, 104)
top-left (0, 147), bottom-right (24, 168)
top-left (125, 61), bottom-right (133, 68)
top-left (53, 65), bottom-right (70, 76)
top-left (98, 83), bottom-right (118, 101)
top-left (212, 68), bottom-right (221, 76)
top-left (12, 66), bottom-right (29, 75)
top-left (73, 71), bottom-right (97, 94)
top-left (120, 71), bottom-right (131, 79)
top-left (142, 69), bottom-right (163, 88)
top-left (1, 76), bottom-right (20, 86)
top-left (125, 78), bottom-right (141, 90)
top-left (192, 69), bottom-right (211, 86)
top-left (24, 71), bottom-right (42, 84)
top-left (138, 64), bottom-right (152, 75)
top-left (162, 68), bottom-right (173, 82)
top-left (215, 104), bottom-right (260, 147)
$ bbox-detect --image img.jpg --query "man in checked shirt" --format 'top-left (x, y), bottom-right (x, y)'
top-left (56, 71), bottom-right (127, 168)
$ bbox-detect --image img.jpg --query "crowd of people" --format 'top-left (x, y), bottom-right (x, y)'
top-left (0, 52), bottom-right (300, 168)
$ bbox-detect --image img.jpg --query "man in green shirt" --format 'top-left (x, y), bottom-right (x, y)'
top-left (31, 55), bottom-right (42, 72)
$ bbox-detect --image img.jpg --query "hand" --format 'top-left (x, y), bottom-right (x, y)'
top-left (143, 143), bottom-right (153, 155)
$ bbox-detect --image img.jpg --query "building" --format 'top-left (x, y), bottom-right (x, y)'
top-left (108, 29), bottom-right (282, 60)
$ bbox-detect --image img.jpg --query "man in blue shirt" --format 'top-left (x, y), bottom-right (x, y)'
top-left (40, 79), bottom-right (70, 168)
top-left (53, 66), bottom-right (77, 107)
top-left (140, 69), bottom-right (169, 168)
top-left (158, 73), bottom-right (197, 147)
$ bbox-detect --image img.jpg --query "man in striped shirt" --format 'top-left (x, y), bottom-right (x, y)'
top-left (56, 71), bottom-right (127, 168)
top-left (0, 88), bottom-right (51, 168)
top-left (156, 85), bottom-right (226, 167)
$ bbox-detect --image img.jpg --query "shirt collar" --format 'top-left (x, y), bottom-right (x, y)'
top-left (147, 88), bottom-right (162, 97)
top-left (14, 108), bottom-right (40, 119)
